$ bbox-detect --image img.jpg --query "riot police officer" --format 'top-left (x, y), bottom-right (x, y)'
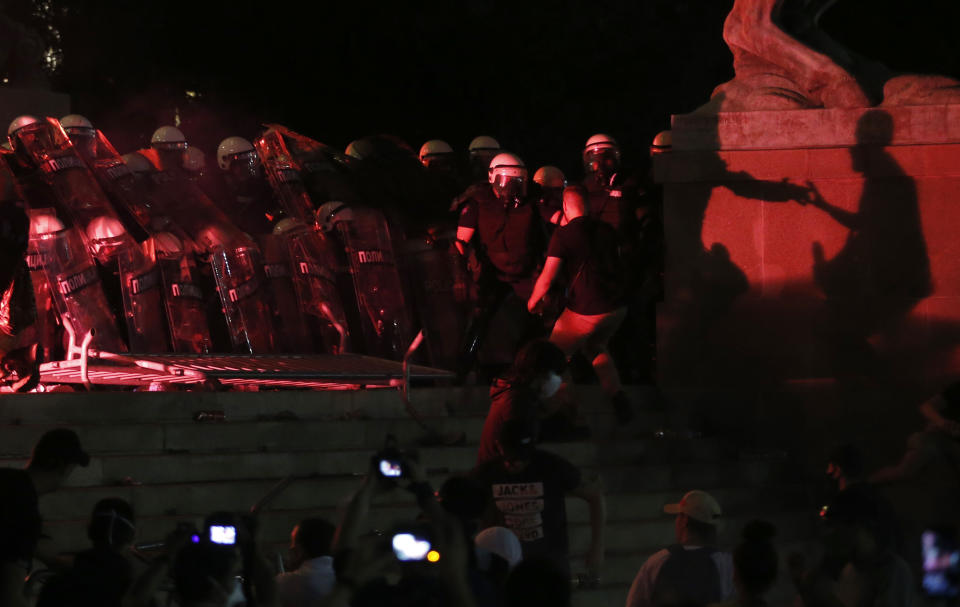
top-left (454, 152), bottom-right (547, 380)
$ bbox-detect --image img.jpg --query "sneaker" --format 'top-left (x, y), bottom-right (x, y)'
top-left (611, 391), bottom-right (634, 424)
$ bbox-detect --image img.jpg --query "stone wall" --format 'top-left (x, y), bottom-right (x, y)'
top-left (655, 105), bottom-right (960, 472)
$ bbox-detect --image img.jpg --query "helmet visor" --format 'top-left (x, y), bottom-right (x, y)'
top-left (492, 175), bottom-right (527, 206)
top-left (152, 140), bottom-right (188, 152)
top-left (583, 146), bottom-right (620, 176)
top-left (226, 150), bottom-right (262, 179)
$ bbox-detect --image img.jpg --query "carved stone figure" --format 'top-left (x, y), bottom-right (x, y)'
top-left (701, 0), bottom-right (960, 112)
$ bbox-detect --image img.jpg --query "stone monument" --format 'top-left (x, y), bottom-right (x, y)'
top-left (655, 0), bottom-right (960, 479)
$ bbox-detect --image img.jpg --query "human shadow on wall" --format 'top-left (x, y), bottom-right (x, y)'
top-left (805, 109), bottom-right (932, 376)
top-left (660, 93), bottom-right (819, 387)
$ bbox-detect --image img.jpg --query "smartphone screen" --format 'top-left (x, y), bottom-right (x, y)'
top-left (209, 525), bottom-right (237, 545)
top-left (379, 459), bottom-right (403, 478)
top-left (392, 532), bottom-right (431, 561)
top-left (922, 528), bottom-right (960, 598)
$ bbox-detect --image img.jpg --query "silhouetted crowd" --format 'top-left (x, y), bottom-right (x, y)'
top-left (6, 386), bottom-right (960, 607)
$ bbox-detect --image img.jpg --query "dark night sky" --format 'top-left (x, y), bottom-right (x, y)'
top-left (38, 0), bottom-right (960, 177)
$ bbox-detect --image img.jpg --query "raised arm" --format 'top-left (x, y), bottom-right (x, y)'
top-left (528, 256), bottom-right (563, 313)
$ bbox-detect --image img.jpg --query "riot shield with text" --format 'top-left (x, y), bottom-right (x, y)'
top-left (259, 124), bottom-right (359, 209)
top-left (85, 130), bottom-right (181, 239)
top-left (117, 246), bottom-right (168, 352)
top-left (25, 210), bottom-right (64, 361)
top-left (401, 231), bottom-right (469, 370)
top-left (149, 233), bottom-right (212, 354)
top-left (279, 224), bottom-right (350, 354)
top-left (145, 175), bottom-right (277, 354)
top-left (32, 226), bottom-right (125, 352)
top-left (259, 234), bottom-right (312, 353)
top-left (254, 129), bottom-right (315, 224)
top-left (332, 206), bottom-right (411, 359)
top-left (11, 118), bottom-right (138, 263)
top-left (209, 241), bottom-right (275, 354)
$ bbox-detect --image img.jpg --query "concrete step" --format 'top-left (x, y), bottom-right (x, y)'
top-left (0, 385), bottom-right (667, 425)
top-left (0, 417), bottom-right (709, 461)
top-left (39, 478), bottom-right (805, 526)
top-left (40, 500), bottom-right (816, 563)
top-left (1, 442), bottom-right (779, 489)
top-left (0, 389), bottom-right (434, 424)
top-left (598, 459), bottom-right (782, 493)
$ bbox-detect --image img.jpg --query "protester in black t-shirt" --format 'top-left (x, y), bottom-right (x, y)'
top-left (527, 185), bottom-right (633, 423)
top-left (472, 419), bottom-right (606, 579)
top-left (871, 380), bottom-right (960, 483)
top-left (0, 428), bottom-right (90, 607)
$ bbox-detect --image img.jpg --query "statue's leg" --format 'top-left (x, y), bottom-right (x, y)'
top-left (720, 0), bottom-right (871, 108)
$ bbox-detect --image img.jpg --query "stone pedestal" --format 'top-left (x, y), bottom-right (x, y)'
top-left (655, 105), bottom-right (960, 472)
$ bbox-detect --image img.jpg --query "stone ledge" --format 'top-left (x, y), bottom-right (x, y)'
top-left (671, 104), bottom-right (960, 151)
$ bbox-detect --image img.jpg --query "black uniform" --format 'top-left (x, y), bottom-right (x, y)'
top-left (455, 184), bottom-right (547, 379)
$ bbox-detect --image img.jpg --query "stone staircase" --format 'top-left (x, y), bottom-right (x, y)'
top-left (0, 385), bottom-right (817, 607)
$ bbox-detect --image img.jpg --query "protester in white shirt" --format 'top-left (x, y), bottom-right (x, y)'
top-left (276, 517), bottom-right (336, 607)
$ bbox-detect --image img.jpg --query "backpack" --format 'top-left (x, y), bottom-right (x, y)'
top-left (651, 545), bottom-right (723, 607)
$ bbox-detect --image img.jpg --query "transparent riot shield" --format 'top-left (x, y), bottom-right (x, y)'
top-left (20, 208), bottom-right (60, 362)
top-left (209, 241), bottom-right (275, 354)
top-left (85, 130), bottom-right (179, 238)
top-left (332, 206), bottom-right (411, 360)
top-left (254, 129), bottom-right (316, 224)
top-left (32, 226), bottom-right (125, 353)
top-left (259, 124), bottom-right (357, 208)
top-left (25, 235), bottom-right (59, 360)
top-left (145, 175), bottom-right (278, 354)
top-left (12, 118), bottom-right (137, 262)
top-left (278, 224), bottom-right (350, 354)
top-left (116, 246), bottom-right (168, 352)
top-left (149, 233), bottom-right (212, 354)
top-left (259, 234), bottom-right (312, 353)
top-left (401, 231), bottom-right (469, 370)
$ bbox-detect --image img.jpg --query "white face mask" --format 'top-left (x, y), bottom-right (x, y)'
top-left (224, 577), bottom-right (246, 607)
top-left (539, 372), bottom-right (563, 399)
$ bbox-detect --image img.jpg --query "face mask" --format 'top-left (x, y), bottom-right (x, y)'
top-left (224, 577), bottom-right (246, 607)
top-left (539, 372), bottom-right (563, 399)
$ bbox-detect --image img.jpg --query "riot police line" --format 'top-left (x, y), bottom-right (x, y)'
top-left (0, 115), bottom-right (661, 387)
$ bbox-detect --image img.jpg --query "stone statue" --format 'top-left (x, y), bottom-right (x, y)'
top-left (700, 0), bottom-right (960, 112)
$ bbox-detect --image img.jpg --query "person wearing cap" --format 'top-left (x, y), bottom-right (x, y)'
top-left (0, 428), bottom-right (89, 607)
top-left (471, 418), bottom-right (606, 580)
top-left (625, 490), bottom-right (734, 607)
